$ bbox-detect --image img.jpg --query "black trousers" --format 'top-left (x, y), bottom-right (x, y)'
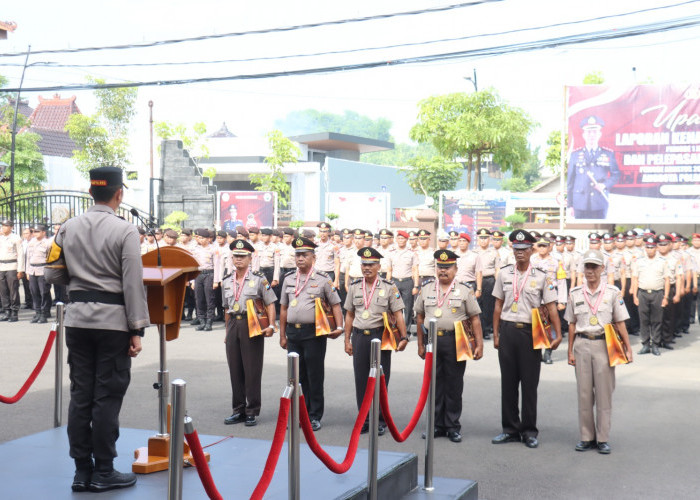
top-left (479, 276), bottom-right (496, 334)
top-left (498, 321), bottom-right (541, 439)
top-left (21, 274), bottom-right (32, 307)
top-left (66, 327), bottom-right (132, 461)
top-left (679, 291), bottom-right (691, 332)
top-left (393, 277), bottom-right (414, 332)
top-left (338, 273), bottom-right (347, 315)
top-left (435, 333), bottom-right (466, 432)
top-left (624, 287), bottom-right (640, 333)
top-left (352, 328), bottom-right (391, 425)
top-left (661, 285), bottom-right (677, 343)
top-left (287, 332), bottom-right (328, 421)
top-left (195, 272), bottom-right (215, 321)
top-left (29, 274), bottom-right (51, 315)
top-left (53, 284), bottom-right (67, 305)
top-left (184, 286), bottom-right (195, 313)
top-left (225, 316), bottom-right (265, 416)
top-left (639, 289), bottom-right (663, 347)
top-left (214, 285), bottom-right (224, 319)
top-left (558, 278), bottom-right (572, 334)
top-left (0, 269), bottom-right (20, 312)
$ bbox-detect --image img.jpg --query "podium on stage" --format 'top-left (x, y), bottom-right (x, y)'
top-left (133, 245), bottom-right (208, 473)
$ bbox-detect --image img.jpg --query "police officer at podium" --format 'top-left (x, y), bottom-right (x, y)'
top-left (491, 229), bottom-right (561, 449)
top-left (45, 167), bottom-right (150, 492)
top-left (279, 236), bottom-right (343, 431)
top-left (415, 249), bottom-right (483, 443)
top-left (344, 246), bottom-right (408, 435)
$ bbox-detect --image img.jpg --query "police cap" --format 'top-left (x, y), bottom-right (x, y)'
top-left (293, 236), bottom-right (317, 253)
top-left (358, 247), bottom-right (382, 264)
top-left (509, 229), bottom-right (536, 249)
top-left (434, 249), bottom-right (459, 267)
top-left (230, 239), bottom-right (255, 254)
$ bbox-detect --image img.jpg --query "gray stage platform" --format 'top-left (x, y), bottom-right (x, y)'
top-left (0, 427), bottom-right (477, 499)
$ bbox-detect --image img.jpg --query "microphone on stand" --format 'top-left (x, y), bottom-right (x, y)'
top-left (131, 208), bottom-right (162, 267)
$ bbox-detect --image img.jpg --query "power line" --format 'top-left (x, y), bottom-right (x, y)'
top-left (0, 0), bottom-right (502, 58)
top-left (1, 0), bottom-right (696, 68)
top-left (3, 15), bottom-right (700, 94)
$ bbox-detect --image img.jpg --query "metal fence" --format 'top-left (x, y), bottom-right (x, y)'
top-left (0, 190), bottom-right (151, 234)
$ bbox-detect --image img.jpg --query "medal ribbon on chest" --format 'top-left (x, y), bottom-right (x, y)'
top-left (233, 271), bottom-right (249, 312)
top-left (291, 268), bottom-right (314, 307)
top-left (361, 277), bottom-right (379, 319)
top-left (434, 278), bottom-right (456, 318)
top-left (582, 281), bottom-right (605, 325)
top-left (511, 264), bottom-right (531, 313)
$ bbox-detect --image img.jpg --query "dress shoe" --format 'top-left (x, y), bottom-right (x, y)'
top-left (543, 349), bottom-right (553, 364)
top-left (377, 424), bottom-right (386, 436)
top-left (311, 419), bottom-right (322, 431)
top-left (638, 344), bottom-right (651, 355)
top-left (666, 339), bottom-right (676, 344)
top-left (575, 440), bottom-right (596, 451)
top-left (524, 436), bottom-right (539, 448)
top-left (37, 314), bottom-right (47, 324)
top-left (72, 467), bottom-right (93, 492)
top-left (8, 312), bottom-right (18, 322)
top-left (190, 318), bottom-right (201, 326)
top-left (203, 320), bottom-right (213, 331)
top-left (491, 433), bottom-right (521, 444)
top-left (224, 413), bottom-right (244, 425)
top-left (682, 328), bottom-right (689, 334)
top-left (195, 320), bottom-right (206, 331)
top-left (422, 429), bottom-right (447, 439)
top-left (245, 415), bottom-right (257, 426)
top-left (447, 431), bottom-right (462, 443)
top-left (597, 442), bottom-right (611, 454)
top-left (88, 469), bottom-right (137, 492)
top-left (360, 422), bottom-right (370, 434)
top-left (673, 332), bottom-right (683, 338)
top-left (22, 304), bottom-right (31, 309)
top-left (651, 345), bottom-right (661, 356)
top-left (482, 332), bottom-right (491, 340)
top-left (30, 314), bottom-right (40, 323)
top-left (660, 342), bottom-right (674, 350)
top-left (0, 312), bottom-right (9, 321)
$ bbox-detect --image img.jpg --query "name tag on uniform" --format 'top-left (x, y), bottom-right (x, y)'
top-left (504, 281), bottom-right (512, 285)
top-left (575, 301), bottom-right (584, 306)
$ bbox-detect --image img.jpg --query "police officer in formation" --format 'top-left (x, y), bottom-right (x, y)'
top-left (25, 223), bottom-right (52, 323)
top-left (474, 228), bottom-right (501, 340)
top-left (415, 249), bottom-right (483, 443)
top-left (45, 167), bottom-right (150, 492)
top-left (0, 218), bottom-right (24, 322)
top-left (279, 236), bottom-right (343, 431)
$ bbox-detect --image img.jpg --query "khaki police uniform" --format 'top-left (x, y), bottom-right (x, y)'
top-left (192, 242), bottom-right (218, 325)
top-left (390, 247), bottom-right (418, 332)
top-left (415, 279), bottom-right (481, 433)
top-left (455, 249), bottom-right (480, 286)
top-left (222, 270), bottom-right (277, 417)
top-left (257, 241), bottom-right (280, 283)
top-left (314, 240), bottom-right (339, 282)
top-left (632, 256), bottom-right (670, 348)
top-left (565, 284), bottom-right (629, 443)
top-left (345, 277), bottom-right (405, 425)
top-left (26, 235), bottom-right (52, 319)
top-left (493, 264), bottom-right (557, 439)
top-left (621, 248), bottom-right (640, 334)
top-left (45, 203), bottom-right (150, 468)
top-left (281, 269), bottom-right (340, 422)
top-left (0, 229), bottom-right (24, 319)
top-left (477, 247), bottom-right (501, 337)
top-left (416, 247), bottom-right (436, 281)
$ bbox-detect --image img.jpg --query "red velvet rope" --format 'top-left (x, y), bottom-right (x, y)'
top-left (298, 376), bottom-right (377, 474)
top-left (379, 351), bottom-right (433, 442)
top-left (0, 329), bottom-right (57, 404)
top-left (184, 429), bottom-right (224, 500)
top-left (250, 397), bottom-right (292, 500)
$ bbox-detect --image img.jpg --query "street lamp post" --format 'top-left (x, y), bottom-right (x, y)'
top-left (9, 46), bottom-right (32, 221)
top-left (464, 68), bottom-right (478, 92)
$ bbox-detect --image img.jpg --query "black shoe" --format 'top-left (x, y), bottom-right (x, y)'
top-left (37, 314), bottom-right (47, 324)
top-left (195, 321), bottom-right (206, 331)
top-left (190, 318), bottom-right (201, 326)
top-left (660, 342), bottom-right (674, 350)
top-left (666, 339), bottom-right (676, 344)
top-left (682, 328), bottom-right (689, 334)
top-left (0, 312), bottom-right (9, 321)
top-left (88, 469), bottom-right (137, 492)
top-left (311, 419), bottom-right (322, 431)
top-left (245, 415), bottom-right (257, 427)
top-left (447, 431), bottom-right (462, 443)
top-left (482, 332), bottom-right (491, 340)
top-left (629, 330), bottom-right (639, 336)
top-left (524, 436), bottom-right (539, 448)
top-left (422, 428), bottom-right (447, 439)
top-left (203, 320), bottom-right (213, 331)
top-left (185, 310), bottom-right (193, 321)
top-left (22, 304), bottom-right (32, 310)
top-left (224, 413), bottom-right (244, 425)
top-left (673, 332), bottom-right (683, 338)
top-left (492, 433), bottom-right (521, 444)
top-left (360, 422), bottom-right (370, 434)
top-left (72, 467), bottom-right (93, 492)
top-left (638, 345), bottom-right (651, 355)
top-left (8, 312), bottom-right (18, 322)
top-left (543, 350), bottom-right (553, 365)
top-left (651, 345), bottom-right (661, 356)
top-left (377, 424), bottom-right (386, 436)
top-left (30, 314), bottom-right (39, 323)
top-left (597, 442), bottom-right (611, 454)
top-left (575, 440), bottom-right (596, 451)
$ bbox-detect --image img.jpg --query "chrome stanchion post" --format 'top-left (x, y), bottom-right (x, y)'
top-left (287, 352), bottom-right (300, 500)
top-left (367, 338), bottom-right (381, 500)
top-left (157, 324), bottom-right (170, 436)
top-left (424, 318), bottom-right (438, 490)
top-left (53, 302), bottom-right (64, 428)
top-left (168, 379), bottom-right (186, 500)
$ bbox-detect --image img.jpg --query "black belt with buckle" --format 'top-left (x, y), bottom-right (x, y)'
top-left (0, 259), bottom-right (18, 263)
top-left (199, 269), bottom-right (213, 275)
top-left (644, 289), bottom-right (661, 294)
top-left (503, 320), bottom-right (531, 330)
top-left (286, 323), bottom-right (315, 334)
top-left (69, 290), bottom-right (125, 305)
top-left (230, 313), bottom-right (245, 320)
top-left (436, 330), bottom-right (455, 337)
top-left (353, 327), bottom-right (383, 336)
top-left (577, 333), bottom-right (605, 340)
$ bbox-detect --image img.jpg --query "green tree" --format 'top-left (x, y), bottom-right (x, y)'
top-left (401, 156), bottom-right (462, 206)
top-left (154, 121), bottom-right (209, 164)
top-left (161, 210), bottom-right (188, 231)
top-left (500, 177), bottom-right (529, 192)
top-left (275, 109), bottom-right (393, 141)
top-left (410, 89), bottom-right (537, 191)
top-left (250, 130), bottom-right (299, 208)
top-left (65, 76), bottom-right (137, 177)
top-left (500, 213), bottom-right (527, 232)
top-left (362, 142), bottom-right (437, 166)
top-left (0, 76), bottom-right (46, 196)
top-left (583, 71), bottom-right (605, 84)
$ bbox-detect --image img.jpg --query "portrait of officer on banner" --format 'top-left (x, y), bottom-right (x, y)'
top-left (567, 116), bottom-right (621, 220)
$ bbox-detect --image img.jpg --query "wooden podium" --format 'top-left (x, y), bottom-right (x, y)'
top-left (132, 246), bottom-right (208, 473)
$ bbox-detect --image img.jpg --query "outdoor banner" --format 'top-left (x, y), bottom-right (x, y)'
top-left (218, 191), bottom-right (276, 230)
top-left (440, 190), bottom-right (508, 239)
top-left (326, 192), bottom-right (390, 232)
top-left (566, 84), bottom-right (700, 223)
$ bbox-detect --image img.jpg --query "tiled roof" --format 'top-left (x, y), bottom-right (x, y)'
top-left (31, 127), bottom-right (77, 158)
top-left (28, 94), bottom-right (81, 131)
top-left (7, 98), bottom-right (34, 119)
top-left (209, 122), bottom-right (236, 138)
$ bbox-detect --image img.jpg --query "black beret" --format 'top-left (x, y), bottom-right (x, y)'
top-left (217, 230), bottom-right (227, 238)
top-left (261, 228), bottom-right (273, 235)
top-left (282, 227), bottom-right (295, 236)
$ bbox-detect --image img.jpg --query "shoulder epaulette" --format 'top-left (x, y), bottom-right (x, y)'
top-left (606, 284), bottom-right (621, 293)
top-left (500, 264), bottom-right (513, 270)
top-left (222, 273), bottom-right (232, 281)
top-left (460, 281), bottom-right (474, 289)
top-left (351, 277), bottom-right (363, 285)
top-left (252, 270), bottom-right (266, 278)
top-left (421, 277), bottom-right (436, 286)
top-left (533, 267), bottom-right (546, 274)
top-left (571, 285), bottom-right (582, 292)
top-left (315, 270), bottom-right (329, 278)
top-left (381, 278), bottom-right (394, 286)
top-left (283, 269), bottom-right (296, 278)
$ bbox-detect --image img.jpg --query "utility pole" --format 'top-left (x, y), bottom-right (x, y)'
top-left (149, 100), bottom-right (154, 221)
top-left (464, 68), bottom-right (478, 92)
top-left (9, 45), bottom-right (31, 221)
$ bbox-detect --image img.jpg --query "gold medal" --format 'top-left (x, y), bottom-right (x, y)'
top-left (530, 280), bottom-right (537, 288)
top-left (378, 289), bottom-right (385, 297)
top-left (511, 302), bottom-right (518, 313)
top-left (249, 280), bottom-right (255, 288)
top-left (451, 308), bottom-right (457, 313)
top-left (232, 303), bottom-right (240, 312)
top-left (290, 298), bottom-right (298, 307)
top-left (589, 316), bottom-right (599, 326)
top-left (434, 308), bottom-right (443, 318)
top-left (362, 310), bottom-right (370, 319)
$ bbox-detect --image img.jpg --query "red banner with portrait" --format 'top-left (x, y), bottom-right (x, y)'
top-left (566, 84), bottom-right (700, 223)
top-left (218, 191), bottom-right (276, 231)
